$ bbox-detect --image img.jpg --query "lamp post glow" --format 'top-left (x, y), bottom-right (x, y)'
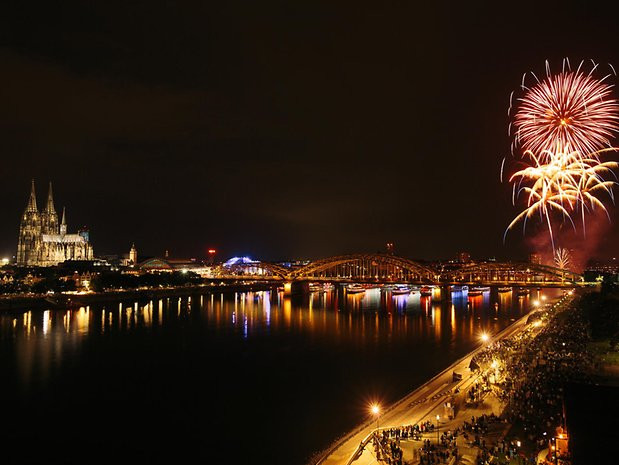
top-left (480, 333), bottom-right (489, 343)
top-left (436, 414), bottom-right (440, 446)
top-left (371, 404), bottom-right (381, 432)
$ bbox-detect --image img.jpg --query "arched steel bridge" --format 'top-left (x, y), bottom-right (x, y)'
top-left (213, 254), bottom-right (582, 286)
top-left (439, 261), bottom-right (582, 284)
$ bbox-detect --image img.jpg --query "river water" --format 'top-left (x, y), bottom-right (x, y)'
top-left (0, 286), bottom-right (558, 465)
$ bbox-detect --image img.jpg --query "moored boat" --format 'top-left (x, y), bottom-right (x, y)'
top-left (347, 283), bottom-right (365, 294)
top-left (469, 286), bottom-right (490, 297)
top-left (392, 285), bottom-right (411, 295)
top-left (420, 286), bottom-right (433, 296)
top-left (472, 286), bottom-right (490, 292)
top-left (451, 285), bottom-right (469, 292)
top-left (497, 287), bottom-right (512, 293)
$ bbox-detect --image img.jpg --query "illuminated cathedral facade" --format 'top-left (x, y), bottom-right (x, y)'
top-left (17, 180), bottom-right (94, 266)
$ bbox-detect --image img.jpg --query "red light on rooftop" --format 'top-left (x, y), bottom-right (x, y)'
top-left (208, 249), bottom-right (216, 254)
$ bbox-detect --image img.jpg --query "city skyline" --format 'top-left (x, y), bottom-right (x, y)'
top-left (2, 2), bottom-right (619, 262)
top-left (7, 178), bottom-right (614, 266)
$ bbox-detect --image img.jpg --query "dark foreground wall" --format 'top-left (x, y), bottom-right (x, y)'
top-left (565, 382), bottom-right (619, 465)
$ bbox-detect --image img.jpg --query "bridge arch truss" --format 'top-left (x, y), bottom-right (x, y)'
top-left (441, 261), bottom-right (582, 284)
top-left (288, 254), bottom-right (437, 283)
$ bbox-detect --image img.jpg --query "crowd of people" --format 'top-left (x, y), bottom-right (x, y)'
top-left (365, 421), bottom-right (458, 465)
top-left (367, 411), bottom-right (526, 464)
top-left (466, 378), bottom-right (491, 405)
top-left (469, 294), bottom-right (592, 462)
top-left (461, 413), bottom-right (500, 438)
top-left (372, 429), bottom-right (405, 465)
top-left (417, 438), bottom-right (457, 464)
top-left (363, 293), bottom-right (591, 465)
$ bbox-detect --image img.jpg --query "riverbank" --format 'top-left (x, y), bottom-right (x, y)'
top-left (314, 292), bottom-right (571, 465)
top-left (0, 282), bottom-right (276, 310)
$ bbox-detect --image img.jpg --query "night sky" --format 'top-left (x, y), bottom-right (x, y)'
top-left (2, 1), bottom-right (619, 262)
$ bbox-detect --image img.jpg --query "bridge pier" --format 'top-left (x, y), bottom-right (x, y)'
top-left (440, 284), bottom-right (452, 302)
top-left (283, 282), bottom-right (292, 296)
top-left (283, 281), bottom-right (309, 296)
top-left (427, 285), bottom-right (448, 302)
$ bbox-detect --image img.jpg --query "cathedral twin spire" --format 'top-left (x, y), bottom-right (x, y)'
top-left (25, 179), bottom-right (57, 214)
top-left (17, 180), bottom-right (93, 266)
top-left (25, 179), bottom-right (38, 213)
top-left (24, 180), bottom-right (64, 235)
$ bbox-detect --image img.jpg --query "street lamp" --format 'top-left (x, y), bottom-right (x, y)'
top-left (371, 403), bottom-right (381, 432)
top-left (480, 332), bottom-right (489, 343)
top-left (436, 414), bottom-right (440, 446)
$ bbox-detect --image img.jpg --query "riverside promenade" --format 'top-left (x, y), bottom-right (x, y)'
top-left (316, 303), bottom-right (546, 465)
top-left (0, 282), bottom-right (274, 310)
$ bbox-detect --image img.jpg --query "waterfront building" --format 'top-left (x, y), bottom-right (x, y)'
top-left (139, 255), bottom-right (207, 273)
top-left (583, 259), bottom-right (619, 282)
top-left (585, 259), bottom-right (619, 274)
top-left (17, 180), bottom-right (94, 266)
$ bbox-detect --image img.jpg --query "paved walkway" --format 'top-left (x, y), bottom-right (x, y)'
top-left (318, 314), bottom-right (532, 465)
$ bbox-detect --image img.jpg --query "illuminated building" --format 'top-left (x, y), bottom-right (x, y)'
top-left (585, 259), bottom-right (619, 274)
top-left (138, 256), bottom-right (210, 274)
top-left (457, 251), bottom-right (471, 263)
top-left (529, 253), bottom-right (542, 265)
top-left (17, 180), bottom-right (93, 266)
top-left (129, 243), bottom-right (138, 265)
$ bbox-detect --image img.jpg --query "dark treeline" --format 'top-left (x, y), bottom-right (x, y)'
top-left (90, 270), bottom-right (202, 292)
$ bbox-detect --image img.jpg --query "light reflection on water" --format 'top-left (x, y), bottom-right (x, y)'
top-left (1, 286), bottom-right (556, 390)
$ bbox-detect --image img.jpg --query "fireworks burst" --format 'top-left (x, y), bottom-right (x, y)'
top-left (554, 247), bottom-right (571, 270)
top-left (510, 59), bottom-right (619, 159)
top-left (505, 147), bottom-right (618, 249)
top-left (504, 59), bottom-right (619, 250)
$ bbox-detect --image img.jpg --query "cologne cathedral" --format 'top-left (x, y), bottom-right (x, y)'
top-left (17, 180), bottom-right (94, 266)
